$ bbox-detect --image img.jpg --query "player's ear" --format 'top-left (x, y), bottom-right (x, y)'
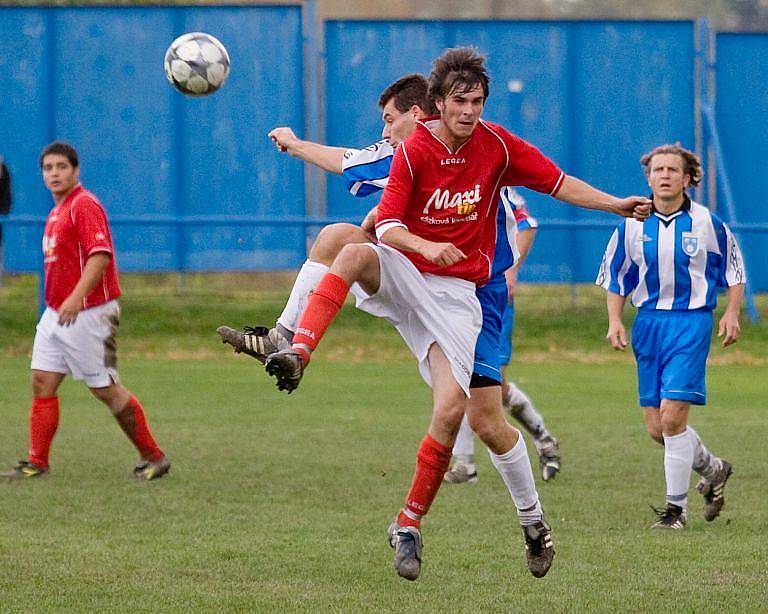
top-left (683, 173), bottom-right (691, 189)
top-left (410, 105), bottom-right (423, 119)
top-left (435, 97), bottom-right (444, 113)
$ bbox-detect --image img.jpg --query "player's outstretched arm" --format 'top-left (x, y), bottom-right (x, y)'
top-left (605, 291), bottom-right (628, 351)
top-left (268, 127), bottom-right (348, 174)
top-left (718, 283), bottom-right (744, 347)
top-left (379, 226), bottom-right (466, 268)
top-left (556, 175), bottom-right (651, 220)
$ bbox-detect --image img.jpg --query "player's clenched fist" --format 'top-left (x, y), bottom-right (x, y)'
top-left (420, 241), bottom-right (467, 267)
top-left (268, 127), bottom-right (300, 154)
top-left (615, 196), bottom-right (652, 220)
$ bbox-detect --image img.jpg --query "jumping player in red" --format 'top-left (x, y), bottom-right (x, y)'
top-left (265, 48), bottom-right (650, 580)
top-left (1, 142), bottom-right (170, 481)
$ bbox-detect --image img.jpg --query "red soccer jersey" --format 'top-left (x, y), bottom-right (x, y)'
top-left (42, 184), bottom-right (121, 310)
top-left (376, 118), bottom-right (563, 284)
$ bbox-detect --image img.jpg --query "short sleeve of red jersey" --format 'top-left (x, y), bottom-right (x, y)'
top-left (375, 144), bottom-right (414, 239)
top-left (71, 196), bottom-right (113, 258)
top-left (500, 131), bottom-right (565, 196)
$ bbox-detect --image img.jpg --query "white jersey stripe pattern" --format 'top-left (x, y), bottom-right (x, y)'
top-left (596, 199), bottom-right (745, 311)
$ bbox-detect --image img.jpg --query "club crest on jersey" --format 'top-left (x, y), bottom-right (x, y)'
top-left (423, 185), bottom-right (481, 216)
top-left (682, 232), bottom-right (699, 256)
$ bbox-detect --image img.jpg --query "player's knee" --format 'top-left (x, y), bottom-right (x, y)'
top-left (646, 426), bottom-right (664, 444)
top-left (310, 224), bottom-right (367, 264)
top-left (334, 243), bottom-right (374, 274)
top-left (31, 372), bottom-right (57, 397)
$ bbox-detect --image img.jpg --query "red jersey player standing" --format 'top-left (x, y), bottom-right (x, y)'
top-left (1, 142), bottom-right (170, 481)
top-left (265, 48), bottom-right (650, 581)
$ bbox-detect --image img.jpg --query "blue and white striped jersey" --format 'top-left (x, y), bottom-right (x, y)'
top-left (342, 140), bottom-right (394, 197)
top-left (596, 198), bottom-right (745, 311)
top-left (341, 142), bottom-right (522, 280)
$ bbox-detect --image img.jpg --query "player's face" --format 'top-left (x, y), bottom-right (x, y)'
top-left (647, 153), bottom-right (690, 201)
top-left (381, 99), bottom-right (418, 148)
top-left (435, 84), bottom-right (485, 145)
top-left (42, 154), bottom-right (79, 199)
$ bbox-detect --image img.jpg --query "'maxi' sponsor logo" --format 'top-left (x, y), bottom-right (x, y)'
top-left (423, 185), bottom-right (481, 216)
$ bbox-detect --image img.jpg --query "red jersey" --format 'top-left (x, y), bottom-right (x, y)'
top-left (42, 184), bottom-right (121, 310)
top-left (376, 118), bottom-right (563, 284)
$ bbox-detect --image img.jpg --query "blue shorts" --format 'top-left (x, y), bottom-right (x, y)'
top-left (472, 278), bottom-right (507, 384)
top-left (631, 309), bottom-right (713, 408)
top-left (499, 300), bottom-right (515, 366)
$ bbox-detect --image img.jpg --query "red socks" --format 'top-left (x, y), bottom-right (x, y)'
top-left (397, 434), bottom-right (453, 529)
top-left (292, 273), bottom-right (350, 364)
top-left (29, 396), bottom-right (60, 469)
top-left (115, 396), bottom-right (164, 462)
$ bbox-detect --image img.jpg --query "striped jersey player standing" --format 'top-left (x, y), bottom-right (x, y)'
top-left (597, 144), bottom-right (745, 529)
top-left (1, 141), bottom-right (170, 482)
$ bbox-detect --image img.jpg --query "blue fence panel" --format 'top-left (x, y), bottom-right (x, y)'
top-left (0, 5), bottom-right (305, 273)
top-left (716, 33), bottom-right (768, 292)
top-left (324, 20), bottom-right (696, 283)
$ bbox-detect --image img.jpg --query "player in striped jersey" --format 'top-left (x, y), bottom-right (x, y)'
top-left (597, 144), bottom-right (745, 529)
top-left (444, 187), bottom-right (563, 484)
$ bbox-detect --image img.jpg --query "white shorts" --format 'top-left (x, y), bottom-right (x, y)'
top-left (351, 243), bottom-right (481, 396)
top-left (31, 300), bottom-right (121, 388)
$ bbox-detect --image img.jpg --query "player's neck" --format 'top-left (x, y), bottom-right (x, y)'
top-left (653, 193), bottom-right (685, 215)
top-left (431, 124), bottom-right (470, 153)
top-left (51, 184), bottom-right (78, 205)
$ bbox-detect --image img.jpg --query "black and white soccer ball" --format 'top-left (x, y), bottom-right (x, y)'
top-left (164, 32), bottom-right (231, 97)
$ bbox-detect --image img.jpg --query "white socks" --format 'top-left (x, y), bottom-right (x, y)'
top-left (663, 430), bottom-right (694, 510)
top-left (452, 414), bottom-right (476, 460)
top-left (505, 382), bottom-right (547, 441)
top-left (489, 435), bottom-right (542, 526)
top-left (687, 426), bottom-right (720, 480)
top-left (276, 259), bottom-right (329, 333)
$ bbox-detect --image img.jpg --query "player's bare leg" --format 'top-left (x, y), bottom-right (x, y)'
top-left (265, 242), bottom-right (380, 392)
top-left (502, 375), bottom-right (561, 481)
top-left (388, 344), bottom-right (465, 580)
top-left (467, 386), bottom-right (554, 578)
top-left (643, 405), bottom-right (731, 524)
top-left (217, 223), bottom-right (370, 361)
top-left (89, 382), bottom-right (170, 481)
top-left (1, 370), bottom-right (65, 479)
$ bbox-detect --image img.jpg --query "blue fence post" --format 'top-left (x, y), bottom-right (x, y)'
top-left (301, 0), bottom-right (324, 256)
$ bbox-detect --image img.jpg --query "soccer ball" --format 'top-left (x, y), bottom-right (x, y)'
top-left (164, 32), bottom-right (231, 96)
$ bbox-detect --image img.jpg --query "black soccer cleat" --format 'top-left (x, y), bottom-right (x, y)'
top-left (536, 436), bottom-right (561, 482)
top-left (696, 459), bottom-right (732, 522)
top-left (1, 460), bottom-right (48, 480)
top-left (522, 519), bottom-right (555, 578)
top-left (133, 456), bottom-right (171, 481)
top-left (650, 503), bottom-right (687, 529)
top-left (216, 325), bottom-right (289, 364)
top-left (265, 349), bottom-right (305, 393)
top-left (387, 521), bottom-right (423, 581)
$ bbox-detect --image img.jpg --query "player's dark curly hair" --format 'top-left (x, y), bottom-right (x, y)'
top-left (427, 46), bottom-right (490, 103)
top-left (378, 74), bottom-right (436, 115)
top-left (39, 141), bottom-right (79, 168)
top-left (640, 143), bottom-right (702, 187)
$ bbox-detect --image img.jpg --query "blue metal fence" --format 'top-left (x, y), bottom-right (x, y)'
top-left (0, 5), bottom-right (307, 272)
top-left (0, 11), bottom-right (766, 293)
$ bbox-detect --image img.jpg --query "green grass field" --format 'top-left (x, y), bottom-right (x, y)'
top-left (1, 275), bottom-right (766, 611)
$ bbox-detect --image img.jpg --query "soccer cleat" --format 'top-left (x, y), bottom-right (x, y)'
top-left (696, 459), bottom-right (732, 522)
top-left (265, 349), bottom-right (305, 393)
top-left (1, 460), bottom-right (48, 479)
top-left (216, 325), bottom-right (290, 364)
top-left (387, 521), bottom-right (423, 581)
top-left (650, 503), bottom-right (687, 529)
top-left (133, 456), bottom-right (171, 481)
top-left (443, 462), bottom-right (478, 484)
top-left (535, 436), bottom-right (561, 482)
top-left (522, 519), bottom-right (555, 578)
